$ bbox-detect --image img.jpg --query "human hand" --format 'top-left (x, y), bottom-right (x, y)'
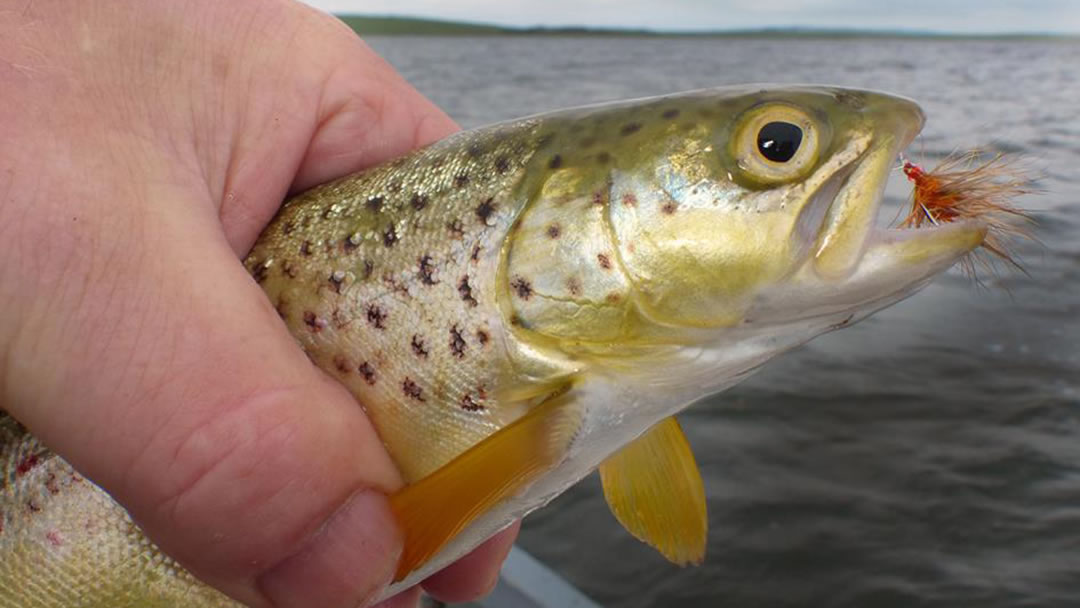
top-left (0, 1), bottom-right (516, 606)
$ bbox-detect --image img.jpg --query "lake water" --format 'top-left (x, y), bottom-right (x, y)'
top-left (365, 35), bottom-right (1080, 607)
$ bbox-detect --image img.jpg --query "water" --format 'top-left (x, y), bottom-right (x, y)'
top-left (365, 36), bottom-right (1080, 607)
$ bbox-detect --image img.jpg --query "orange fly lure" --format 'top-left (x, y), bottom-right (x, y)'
top-left (899, 151), bottom-right (1036, 275)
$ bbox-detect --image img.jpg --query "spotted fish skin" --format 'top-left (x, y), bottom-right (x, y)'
top-left (245, 118), bottom-right (553, 481)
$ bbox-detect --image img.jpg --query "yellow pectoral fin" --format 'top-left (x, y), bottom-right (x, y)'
top-left (598, 416), bottom-right (707, 566)
top-left (388, 386), bottom-right (583, 581)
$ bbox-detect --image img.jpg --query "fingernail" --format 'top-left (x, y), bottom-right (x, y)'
top-left (257, 490), bottom-right (402, 608)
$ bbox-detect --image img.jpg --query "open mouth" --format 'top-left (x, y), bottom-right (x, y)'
top-left (810, 117), bottom-right (988, 283)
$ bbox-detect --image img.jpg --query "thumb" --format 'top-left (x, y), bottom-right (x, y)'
top-left (7, 188), bottom-right (407, 607)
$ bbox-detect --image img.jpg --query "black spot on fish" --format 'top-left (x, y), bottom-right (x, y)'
top-left (450, 325), bottom-right (467, 359)
top-left (467, 143), bottom-right (484, 158)
top-left (383, 225), bottom-right (398, 247)
top-left (597, 253), bottom-right (613, 270)
top-left (403, 378), bottom-right (425, 401)
top-left (282, 221), bottom-right (296, 235)
top-left (300, 240), bottom-right (312, 256)
top-left (411, 335), bottom-right (429, 358)
top-left (458, 276), bottom-right (478, 307)
top-left (411, 193), bottom-right (429, 211)
top-left (460, 393), bottom-right (484, 412)
top-left (662, 108), bottom-right (680, 119)
top-left (362, 260), bottom-right (374, 280)
top-left (546, 224), bottom-right (561, 239)
top-left (454, 173), bottom-right (470, 189)
top-left (366, 196), bottom-right (384, 213)
top-left (494, 156), bottom-right (511, 174)
top-left (548, 155), bottom-right (563, 169)
top-left (366, 304), bottom-right (387, 329)
top-left (358, 361), bottom-right (376, 385)
top-left (620, 123), bottom-right (642, 136)
top-left (476, 198), bottom-right (496, 224)
top-left (418, 255), bottom-right (439, 285)
top-left (471, 244), bottom-right (482, 262)
top-left (511, 276), bottom-right (533, 299)
top-left (448, 219), bottom-right (465, 238)
top-left (596, 151), bottom-right (612, 164)
top-left (476, 329), bottom-right (490, 345)
top-left (661, 201), bottom-right (678, 215)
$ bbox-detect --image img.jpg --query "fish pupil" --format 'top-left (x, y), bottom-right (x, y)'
top-left (757, 121), bottom-right (802, 163)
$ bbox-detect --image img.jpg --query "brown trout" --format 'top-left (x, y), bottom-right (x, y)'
top-left (0, 85), bottom-right (990, 606)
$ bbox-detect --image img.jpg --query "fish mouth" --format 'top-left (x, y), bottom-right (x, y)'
top-left (810, 96), bottom-right (986, 289)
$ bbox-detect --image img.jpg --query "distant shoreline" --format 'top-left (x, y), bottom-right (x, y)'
top-left (338, 15), bottom-right (1077, 40)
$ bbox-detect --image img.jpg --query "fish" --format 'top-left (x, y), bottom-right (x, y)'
top-left (0, 85), bottom-right (996, 606)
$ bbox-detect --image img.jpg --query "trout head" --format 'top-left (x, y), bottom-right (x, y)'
top-left (504, 85), bottom-right (986, 388)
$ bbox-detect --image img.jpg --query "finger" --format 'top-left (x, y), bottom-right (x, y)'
top-left (421, 522), bottom-right (521, 603)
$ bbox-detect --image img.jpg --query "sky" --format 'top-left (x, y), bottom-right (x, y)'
top-left (300, 0), bottom-right (1080, 34)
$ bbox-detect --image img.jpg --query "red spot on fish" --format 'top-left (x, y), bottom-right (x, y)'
top-left (46, 530), bottom-right (63, 547)
top-left (597, 253), bottom-right (613, 270)
top-left (334, 355), bottom-right (351, 375)
top-left (15, 454), bottom-right (40, 476)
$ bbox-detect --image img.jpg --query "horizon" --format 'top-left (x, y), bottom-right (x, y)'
top-left (333, 13), bottom-right (1080, 37)
top-left (300, 1), bottom-right (1080, 35)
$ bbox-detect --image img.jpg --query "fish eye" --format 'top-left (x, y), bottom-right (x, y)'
top-left (757, 122), bottom-right (802, 163)
top-left (731, 103), bottom-right (821, 185)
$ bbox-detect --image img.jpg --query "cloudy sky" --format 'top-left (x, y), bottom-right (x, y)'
top-left (301, 1), bottom-right (1079, 34)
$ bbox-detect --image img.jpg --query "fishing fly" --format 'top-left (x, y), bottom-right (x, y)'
top-left (898, 150), bottom-right (1036, 276)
